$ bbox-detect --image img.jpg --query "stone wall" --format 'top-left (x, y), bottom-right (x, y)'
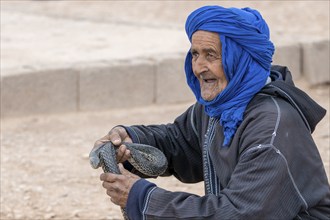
top-left (1, 1), bottom-right (329, 117)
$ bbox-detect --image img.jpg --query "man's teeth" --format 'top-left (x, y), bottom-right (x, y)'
top-left (200, 75), bottom-right (215, 83)
top-left (204, 78), bottom-right (215, 82)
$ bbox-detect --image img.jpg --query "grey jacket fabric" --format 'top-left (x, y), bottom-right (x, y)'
top-left (125, 66), bottom-right (330, 219)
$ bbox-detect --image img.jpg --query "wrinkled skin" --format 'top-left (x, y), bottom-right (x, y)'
top-left (93, 126), bottom-right (139, 207)
top-left (93, 30), bottom-right (228, 208)
top-left (191, 30), bottom-right (227, 101)
top-left (93, 126), bottom-right (132, 163)
top-left (100, 163), bottom-right (140, 208)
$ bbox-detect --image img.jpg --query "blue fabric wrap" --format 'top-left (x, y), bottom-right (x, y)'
top-left (184, 5), bottom-right (275, 147)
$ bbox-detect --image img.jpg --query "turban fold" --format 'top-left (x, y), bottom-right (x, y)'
top-left (184, 5), bottom-right (275, 147)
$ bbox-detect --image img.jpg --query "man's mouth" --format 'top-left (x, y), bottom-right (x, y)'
top-left (203, 78), bottom-right (216, 83)
top-left (200, 75), bottom-right (216, 83)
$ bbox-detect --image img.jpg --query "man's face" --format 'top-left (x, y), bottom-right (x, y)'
top-left (191, 30), bottom-right (228, 101)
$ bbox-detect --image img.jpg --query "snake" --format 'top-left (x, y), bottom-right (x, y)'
top-left (89, 142), bottom-right (168, 220)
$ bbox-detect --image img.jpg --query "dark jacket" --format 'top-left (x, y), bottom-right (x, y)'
top-left (124, 65), bottom-right (330, 219)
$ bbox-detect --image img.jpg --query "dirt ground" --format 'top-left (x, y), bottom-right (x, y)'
top-left (1, 78), bottom-right (329, 220)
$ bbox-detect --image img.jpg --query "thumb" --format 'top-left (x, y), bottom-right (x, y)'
top-left (112, 137), bottom-right (121, 145)
top-left (118, 163), bottom-right (129, 175)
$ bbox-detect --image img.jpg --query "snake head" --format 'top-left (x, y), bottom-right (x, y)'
top-left (89, 146), bottom-right (102, 169)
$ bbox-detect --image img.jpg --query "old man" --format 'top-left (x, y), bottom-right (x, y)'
top-left (93, 5), bottom-right (330, 219)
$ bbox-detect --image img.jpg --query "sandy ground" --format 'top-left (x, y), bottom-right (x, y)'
top-left (1, 78), bottom-right (329, 220)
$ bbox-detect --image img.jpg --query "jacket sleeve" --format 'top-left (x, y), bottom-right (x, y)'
top-left (123, 103), bottom-right (204, 183)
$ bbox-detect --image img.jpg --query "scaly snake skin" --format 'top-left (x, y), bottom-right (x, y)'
top-left (89, 142), bottom-right (168, 220)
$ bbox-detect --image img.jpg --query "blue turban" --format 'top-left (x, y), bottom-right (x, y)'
top-left (185, 6), bottom-right (275, 147)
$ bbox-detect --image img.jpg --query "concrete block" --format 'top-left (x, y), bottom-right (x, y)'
top-left (79, 60), bottom-right (155, 111)
top-left (272, 43), bottom-right (302, 80)
top-left (302, 39), bottom-right (330, 85)
top-left (1, 69), bottom-right (78, 118)
top-left (155, 54), bottom-right (195, 104)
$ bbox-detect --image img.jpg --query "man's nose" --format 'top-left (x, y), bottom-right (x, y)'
top-left (194, 56), bottom-right (208, 74)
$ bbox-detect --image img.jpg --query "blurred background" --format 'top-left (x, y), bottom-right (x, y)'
top-left (1, 1), bottom-right (329, 117)
top-left (1, 1), bottom-right (329, 219)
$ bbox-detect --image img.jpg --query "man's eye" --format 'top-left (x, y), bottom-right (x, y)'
top-left (207, 53), bottom-right (216, 58)
top-left (191, 52), bottom-right (199, 58)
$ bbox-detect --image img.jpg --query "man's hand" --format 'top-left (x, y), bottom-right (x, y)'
top-left (93, 126), bottom-right (133, 163)
top-left (100, 163), bottom-right (140, 208)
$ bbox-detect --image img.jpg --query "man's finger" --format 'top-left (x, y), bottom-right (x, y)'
top-left (114, 127), bottom-right (129, 141)
top-left (116, 145), bottom-right (127, 162)
top-left (123, 149), bottom-right (131, 161)
top-left (109, 132), bottom-right (121, 145)
top-left (100, 173), bottom-right (117, 182)
top-left (123, 136), bottom-right (133, 143)
top-left (118, 163), bottom-right (129, 175)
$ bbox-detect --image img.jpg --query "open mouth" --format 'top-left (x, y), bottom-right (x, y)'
top-left (200, 74), bottom-right (217, 84)
top-left (203, 78), bottom-right (216, 83)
